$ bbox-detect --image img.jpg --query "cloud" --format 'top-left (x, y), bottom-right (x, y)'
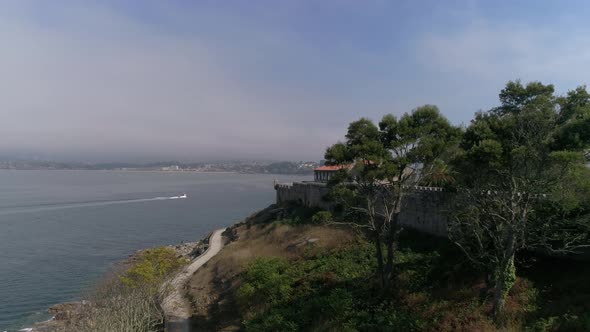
top-left (417, 17), bottom-right (590, 87)
top-left (0, 2), bottom-right (357, 162)
top-left (408, 12), bottom-right (590, 125)
top-left (2, 1), bottom-right (589, 162)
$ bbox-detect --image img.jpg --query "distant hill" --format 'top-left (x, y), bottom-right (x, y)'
top-left (0, 159), bottom-right (320, 175)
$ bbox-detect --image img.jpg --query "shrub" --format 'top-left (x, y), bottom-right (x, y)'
top-left (234, 230), bottom-right (590, 331)
top-left (237, 258), bottom-right (293, 313)
top-left (276, 203), bottom-right (322, 225)
top-left (119, 247), bottom-right (187, 287)
top-left (237, 243), bottom-right (383, 331)
top-left (62, 247), bottom-right (188, 332)
top-left (63, 278), bottom-right (164, 332)
top-left (311, 211), bottom-right (333, 224)
top-left (244, 312), bottom-right (299, 332)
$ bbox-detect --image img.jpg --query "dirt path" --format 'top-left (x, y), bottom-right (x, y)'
top-left (161, 228), bottom-right (225, 331)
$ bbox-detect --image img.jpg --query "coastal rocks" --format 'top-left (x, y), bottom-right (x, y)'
top-left (30, 238), bottom-right (211, 331)
top-left (49, 301), bottom-right (89, 321)
top-left (189, 242), bottom-right (209, 258)
top-left (30, 301), bottom-right (90, 332)
top-left (166, 241), bottom-right (208, 260)
top-left (222, 226), bottom-right (239, 243)
top-left (123, 239), bottom-right (209, 266)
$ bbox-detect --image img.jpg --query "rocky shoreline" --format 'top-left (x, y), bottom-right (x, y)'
top-left (23, 206), bottom-right (281, 332)
top-left (28, 237), bottom-right (210, 332)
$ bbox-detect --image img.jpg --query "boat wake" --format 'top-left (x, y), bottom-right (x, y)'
top-left (0, 195), bottom-right (188, 216)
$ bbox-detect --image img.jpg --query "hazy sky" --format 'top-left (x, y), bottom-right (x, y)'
top-left (1, 1), bottom-right (590, 162)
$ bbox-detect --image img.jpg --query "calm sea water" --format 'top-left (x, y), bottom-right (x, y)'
top-left (0, 170), bottom-right (304, 331)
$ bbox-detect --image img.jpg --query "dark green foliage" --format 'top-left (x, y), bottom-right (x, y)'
top-left (233, 225), bottom-right (590, 331)
top-left (520, 254), bottom-right (590, 331)
top-left (456, 80), bottom-right (590, 188)
top-left (311, 211), bottom-right (333, 224)
top-left (244, 311), bottom-right (299, 332)
top-left (451, 80), bottom-right (590, 320)
top-left (237, 79), bottom-right (590, 331)
top-left (379, 105), bottom-right (462, 169)
top-left (276, 202), bottom-right (323, 225)
top-left (324, 106), bottom-right (461, 289)
top-left (237, 258), bottom-right (293, 310)
top-left (238, 242), bottom-right (391, 331)
top-left (496, 80), bottom-right (555, 115)
top-left (236, 232), bottom-right (479, 331)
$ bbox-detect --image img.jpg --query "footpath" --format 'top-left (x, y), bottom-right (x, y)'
top-left (161, 228), bottom-right (226, 332)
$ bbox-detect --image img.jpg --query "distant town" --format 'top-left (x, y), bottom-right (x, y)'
top-left (0, 159), bottom-right (321, 175)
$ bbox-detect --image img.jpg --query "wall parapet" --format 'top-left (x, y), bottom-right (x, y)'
top-left (403, 185), bottom-right (444, 192)
top-left (275, 181), bottom-right (332, 210)
top-left (275, 181), bottom-right (449, 237)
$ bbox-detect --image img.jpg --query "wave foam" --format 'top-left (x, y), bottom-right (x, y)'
top-left (0, 195), bottom-right (187, 215)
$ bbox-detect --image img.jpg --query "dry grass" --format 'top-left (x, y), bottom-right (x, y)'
top-left (186, 222), bottom-right (357, 331)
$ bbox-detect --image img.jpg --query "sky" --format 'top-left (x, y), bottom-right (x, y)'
top-left (1, 0), bottom-right (590, 162)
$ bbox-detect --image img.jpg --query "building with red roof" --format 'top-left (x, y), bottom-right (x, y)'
top-left (314, 164), bottom-right (351, 182)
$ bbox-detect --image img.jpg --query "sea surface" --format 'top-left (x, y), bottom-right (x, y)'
top-left (0, 170), bottom-right (305, 331)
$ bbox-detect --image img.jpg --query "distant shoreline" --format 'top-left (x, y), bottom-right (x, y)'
top-left (0, 160), bottom-right (320, 175)
top-left (0, 169), bottom-right (313, 175)
top-left (0, 168), bottom-right (236, 173)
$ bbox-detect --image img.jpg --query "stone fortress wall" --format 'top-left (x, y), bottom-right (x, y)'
top-left (275, 181), bottom-right (449, 237)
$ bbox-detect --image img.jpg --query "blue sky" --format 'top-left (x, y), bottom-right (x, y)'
top-left (1, 1), bottom-right (589, 161)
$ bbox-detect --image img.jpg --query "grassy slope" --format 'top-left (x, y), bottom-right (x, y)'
top-left (185, 204), bottom-right (357, 331)
top-left (187, 205), bottom-right (590, 332)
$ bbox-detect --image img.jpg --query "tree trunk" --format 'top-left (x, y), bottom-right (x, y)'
top-left (385, 240), bottom-right (394, 280)
top-left (374, 234), bottom-right (385, 288)
top-left (492, 272), bottom-right (506, 320)
top-left (384, 195), bottom-right (403, 288)
top-left (492, 253), bottom-right (516, 323)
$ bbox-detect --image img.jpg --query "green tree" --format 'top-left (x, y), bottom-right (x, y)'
top-left (326, 106), bottom-right (460, 288)
top-left (325, 118), bottom-right (392, 287)
top-left (554, 85), bottom-right (590, 158)
top-left (450, 80), bottom-right (590, 322)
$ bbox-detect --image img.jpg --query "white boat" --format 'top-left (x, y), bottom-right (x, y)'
top-left (179, 194), bottom-right (187, 199)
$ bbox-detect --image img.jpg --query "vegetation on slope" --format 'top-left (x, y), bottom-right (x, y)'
top-left (318, 80), bottom-right (590, 325)
top-left (55, 247), bottom-right (187, 332)
top-left (183, 203), bottom-right (588, 331)
top-left (324, 105), bottom-right (461, 289)
top-left (185, 204), bottom-right (356, 331)
top-left (236, 225), bottom-right (590, 332)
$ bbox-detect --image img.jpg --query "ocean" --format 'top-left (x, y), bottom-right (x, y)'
top-left (0, 170), bottom-right (305, 331)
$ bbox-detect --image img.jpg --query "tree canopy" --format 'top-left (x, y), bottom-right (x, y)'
top-left (319, 80), bottom-right (590, 323)
top-left (325, 105), bottom-right (460, 288)
top-left (450, 80), bottom-right (590, 321)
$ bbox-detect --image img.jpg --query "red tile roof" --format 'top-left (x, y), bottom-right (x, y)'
top-left (314, 165), bottom-right (348, 171)
top-left (315, 161), bottom-right (377, 172)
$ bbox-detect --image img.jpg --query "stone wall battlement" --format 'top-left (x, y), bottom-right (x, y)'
top-left (275, 181), bottom-right (449, 237)
top-left (403, 185), bottom-right (444, 192)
